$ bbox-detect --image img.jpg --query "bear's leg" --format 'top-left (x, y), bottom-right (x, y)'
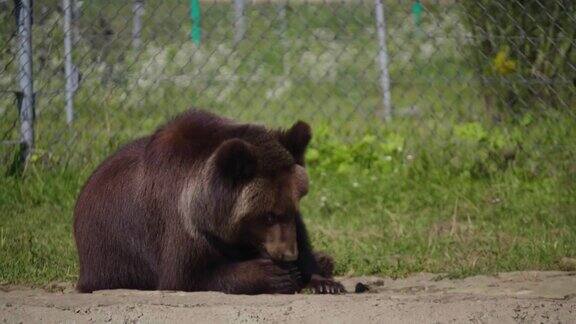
top-left (158, 256), bottom-right (302, 294)
top-left (313, 251), bottom-right (335, 278)
top-left (76, 240), bottom-right (156, 293)
top-left (157, 235), bottom-right (301, 294)
top-left (204, 259), bottom-right (302, 294)
top-left (293, 214), bottom-right (345, 294)
top-left (77, 256), bottom-right (155, 292)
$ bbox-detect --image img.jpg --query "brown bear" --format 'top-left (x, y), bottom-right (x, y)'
top-left (73, 109), bottom-right (344, 294)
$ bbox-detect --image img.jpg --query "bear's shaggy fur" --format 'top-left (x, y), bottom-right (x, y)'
top-left (73, 110), bottom-right (343, 294)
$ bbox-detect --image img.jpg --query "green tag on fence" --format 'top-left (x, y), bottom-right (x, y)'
top-left (412, 0), bottom-right (423, 27)
top-left (190, 0), bottom-right (201, 45)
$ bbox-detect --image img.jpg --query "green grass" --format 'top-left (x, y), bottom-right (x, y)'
top-left (306, 119), bottom-right (576, 277)
top-left (1, 111), bottom-right (575, 284)
top-left (1, 1), bottom-right (575, 285)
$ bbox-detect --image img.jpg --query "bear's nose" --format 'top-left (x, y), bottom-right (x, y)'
top-left (282, 252), bottom-right (298, 262)
top-left (281, 247), bottom-right (298, 262)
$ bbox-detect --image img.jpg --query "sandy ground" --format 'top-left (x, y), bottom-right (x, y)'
top-left (1, 271), bottom-right (575, 323)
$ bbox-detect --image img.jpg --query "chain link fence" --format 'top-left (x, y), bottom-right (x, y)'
top-left (1, 0), bottom-right (574, 169)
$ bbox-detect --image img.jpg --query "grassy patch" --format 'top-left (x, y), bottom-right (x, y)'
top-left (1, 112), bottom-right (575, 285)
top-left (1, 1), bottom-right (575, 285)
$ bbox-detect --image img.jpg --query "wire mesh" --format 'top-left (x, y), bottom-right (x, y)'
top-left (0, 0), bottom-right (574, 168)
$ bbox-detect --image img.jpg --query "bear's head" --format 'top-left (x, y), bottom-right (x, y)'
top-left (175, 113), bottom-right (312, 262)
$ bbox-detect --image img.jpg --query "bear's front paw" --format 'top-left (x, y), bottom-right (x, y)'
top-left (307, 274), bottom-right (345, 294)
top-left (253, 259), bottom-right (301, 294)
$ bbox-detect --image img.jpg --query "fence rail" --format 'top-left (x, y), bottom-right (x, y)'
top-left (0, 0), bottom-right (574, 169)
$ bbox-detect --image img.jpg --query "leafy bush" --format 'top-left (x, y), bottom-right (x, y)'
top-left (459, 0), bottom-right (575, 113)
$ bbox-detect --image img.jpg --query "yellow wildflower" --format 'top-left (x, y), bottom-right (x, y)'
top-left (493, 48), bottom-right (517, 75)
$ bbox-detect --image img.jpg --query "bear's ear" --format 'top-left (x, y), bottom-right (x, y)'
top-left (215, 139), bottom-right (258, 183)
top-left (278, 121), bottom-right (312, 165)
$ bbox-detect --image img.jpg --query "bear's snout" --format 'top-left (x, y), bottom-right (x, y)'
top-left (267, 243), bottom-right (298, 262)
top-left (263, 223), bottom-right (299, 262)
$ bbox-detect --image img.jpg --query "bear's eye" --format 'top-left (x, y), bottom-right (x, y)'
top-left (264, 213), bottom-right (277, 225)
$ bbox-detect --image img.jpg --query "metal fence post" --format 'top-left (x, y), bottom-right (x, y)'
top-left (374, 0), bottom-right (392, 120)
top-left (16, 0), bottom-right (34, 165)
top-left (233, 0), bottom-right (245, 45)
top-left (133, 0), bottom-right (144, 49)
top-left (63, 0), bottom-right (75, 124)
top-left (277, 0), bottom-right (286, 37)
